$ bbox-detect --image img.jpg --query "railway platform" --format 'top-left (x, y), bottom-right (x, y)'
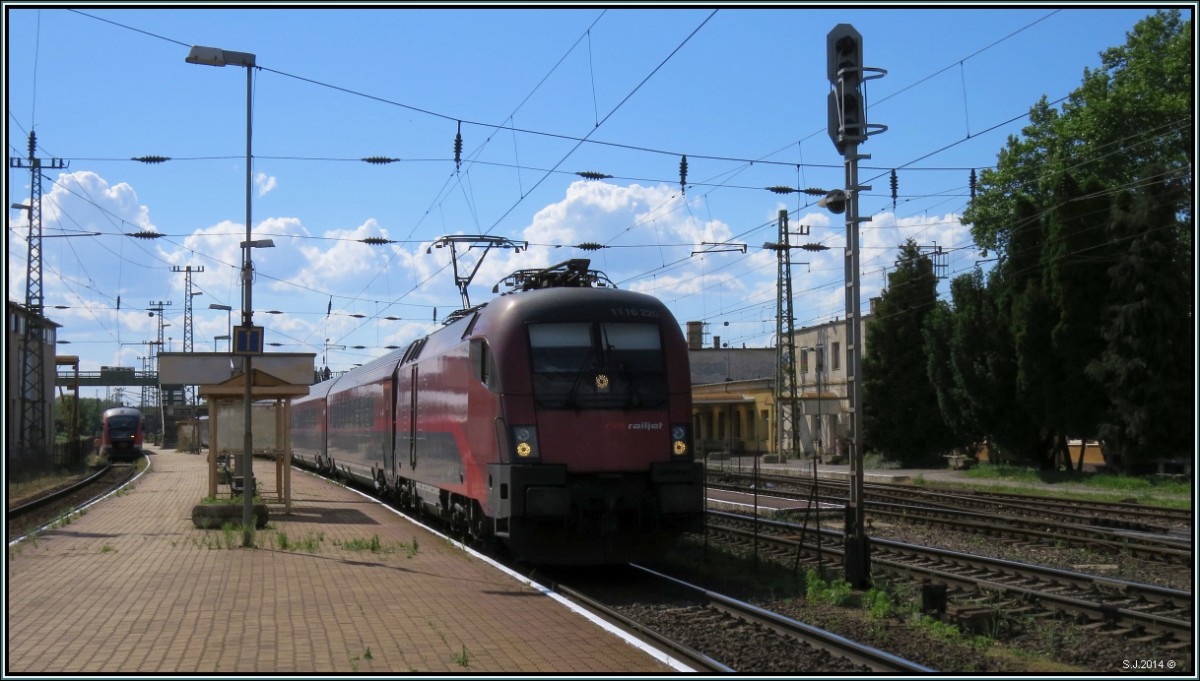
top-left (4, 448), bottom-right (684, 674)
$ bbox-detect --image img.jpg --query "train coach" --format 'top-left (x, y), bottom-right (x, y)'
top-left (291, 260), bottom-right (704, 564)
top-left (100, 406), bottom-right (145, 462)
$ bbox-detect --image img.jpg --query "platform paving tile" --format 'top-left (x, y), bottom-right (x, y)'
top-left (5, 450), bottom-right (675, 674)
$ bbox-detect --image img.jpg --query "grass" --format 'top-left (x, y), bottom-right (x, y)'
top-left (931, 463), bottom-right (1192, 509)
top-left (333, 534), bottom-right (420, 558)
top-left (276, 531), bottom-right (325, 553)
top-left (349, 646), bottom-right (373, 672)
top-left (199, 494), bottom-right (265, 505)
top-left (805, 571), bottom-right (854, 606)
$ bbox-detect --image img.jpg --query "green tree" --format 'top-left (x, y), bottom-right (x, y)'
top-left (989, 197), bottom-right (1061, 466)
top-left (1041, 174), bottom-right (1113, 470)
top-left (960, 11), bottom-right (1192, 471)
top-left (56, 397), bottom-right (120, 439)
top-left (1086, 177), bottom-right (1193, 471)
top-left (925, 269), bottom-right (1043, 464)
top-left (862, 240), bottom-right (954, 465)
top-left (965, 10), bottom-right (1193, 255)
top-left (923, 300), bottom-right (977, 454)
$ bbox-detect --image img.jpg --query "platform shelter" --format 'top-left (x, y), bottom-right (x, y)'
top-left (158, 352), bottom-right (313, 512)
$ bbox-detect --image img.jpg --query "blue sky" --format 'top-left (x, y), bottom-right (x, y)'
top-left (4, 3), bottom-right (1170, 398)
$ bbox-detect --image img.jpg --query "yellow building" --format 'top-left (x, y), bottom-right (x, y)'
top-left (688, 313), bottom-right (871, 461)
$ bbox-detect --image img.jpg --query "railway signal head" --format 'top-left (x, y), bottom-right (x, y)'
top-left (827, 24), bottom-right (866, 154)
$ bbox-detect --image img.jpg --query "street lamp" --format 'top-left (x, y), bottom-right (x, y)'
top-left (209, 303), bottom-right (233, 352)
top-left (188, 44), bottom-right (258, 546)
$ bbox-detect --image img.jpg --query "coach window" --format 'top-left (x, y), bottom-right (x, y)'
top-left (470, 338), bottom-right (498, 391)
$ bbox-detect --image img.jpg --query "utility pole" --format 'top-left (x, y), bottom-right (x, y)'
top-left (826, 23), bottom-right (886, 587)
top-left (139, 353), bottom-right (154, 410)
top-left (173, 265), bottom-right (204, 407)
top-left (149, 301), bottom-right (172, 439)
top-left (10, 132), bottom-right (67, 463)
top-left (764, 210), bottom-right (804, 462)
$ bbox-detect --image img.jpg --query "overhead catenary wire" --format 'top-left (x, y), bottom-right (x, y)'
top-left (15, 9), bottom-right (1178, 365)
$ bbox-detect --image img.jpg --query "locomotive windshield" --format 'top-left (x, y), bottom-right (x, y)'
top-left (529, 322), bottom-right (668, 410)
top-left (107, 415), bottom-right (140, 431)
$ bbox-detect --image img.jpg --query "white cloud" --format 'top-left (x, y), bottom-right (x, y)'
top-left (255, 172), bottom-right (278, 197)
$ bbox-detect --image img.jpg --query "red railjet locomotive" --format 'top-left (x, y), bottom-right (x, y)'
top-left (291, 260), bottom-right (704, 564)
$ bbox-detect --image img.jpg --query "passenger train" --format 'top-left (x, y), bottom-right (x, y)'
top-left (290, 260), bottom-right (704, 564)
top-left (100, 406), bottom-right (145, 462)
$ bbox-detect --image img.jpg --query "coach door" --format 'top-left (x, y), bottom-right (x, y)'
top-left (396, 337), bottom-right (427, 475)
top-left (407, 365), bottom-right (418, 470)
top-left (395, 365), bottom-right (416, 474)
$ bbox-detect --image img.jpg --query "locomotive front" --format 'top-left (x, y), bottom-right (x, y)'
top-left (101, 407), bottom-right (145, 461)
top-left (478, 273), bottom-right (704, 563)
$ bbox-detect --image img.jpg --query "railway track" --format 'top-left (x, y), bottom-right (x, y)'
top-left (302, 463), bottom-right (931, 672)
top-left (546, 564), bottom-right (933, 673)
top-left (710, 470), bottom-right (1192, 531)
top-left (7, 461), bottom-right (144, 542)
top-left (707, 478), bottom-right (1192, 564)
top-left (708, 510), bottom-right (1193, 655)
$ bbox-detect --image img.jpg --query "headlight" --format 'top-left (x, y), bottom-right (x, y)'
top-left (671, 424), bottom-right (691, 460)
top-left (512, 425), bottom-right (539, 460)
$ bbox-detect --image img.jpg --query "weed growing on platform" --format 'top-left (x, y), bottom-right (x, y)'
top-left (222, 523), bottom-right (238, 549)
top-left (275, 531), bottom-right (325, 553)
top-left (452, 645), bottom-right (470, 668)
top-left (100, 544), bottom-right (115, 553)
top-left (338, 535), bottom-right (382, 552)
top-left (49, 512), bottom-right (79, 530)
top-left (331, 534), bottom-right (421, 557)
top-left (349, 646), bottom-right (373, 670)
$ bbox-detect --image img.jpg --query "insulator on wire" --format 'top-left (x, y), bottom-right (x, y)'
top-left (969, 168), bottom-right (977, 200)
top-left (454, 121), bottom-right (463, 172)
top-left (679, 155), bottom-right (688, 195)
top-left (890, 169), bottom-right (898, 210)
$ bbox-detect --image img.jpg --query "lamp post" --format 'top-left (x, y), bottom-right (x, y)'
top-left (209, 303), bottom-right (233, 352)
top-left (188, 44), bottom-right (258, 546)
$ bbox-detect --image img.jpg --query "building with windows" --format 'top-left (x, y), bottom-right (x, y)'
top-left (6, 301), bottom-right (60, 464)
top-left (689, 305), bottom-right (874, 461)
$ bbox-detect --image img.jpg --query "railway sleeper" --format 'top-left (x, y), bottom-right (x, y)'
top-left (945, 605), bottom-right (1002, 635)
top-left (1130, 632), bottom-right (1177, 644)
